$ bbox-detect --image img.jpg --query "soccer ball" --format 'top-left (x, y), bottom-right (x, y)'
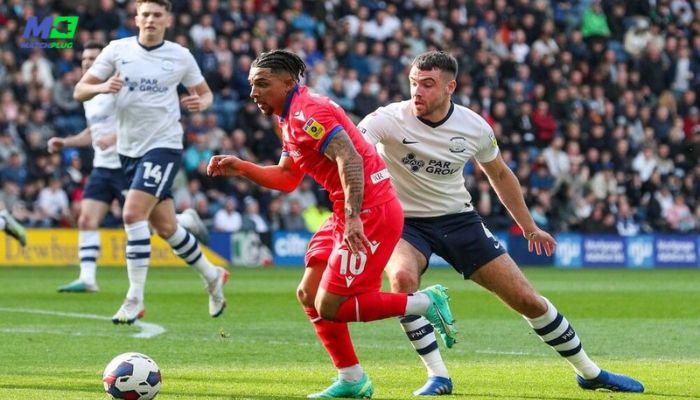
top-left (103, 352), bottom-right (161, 400)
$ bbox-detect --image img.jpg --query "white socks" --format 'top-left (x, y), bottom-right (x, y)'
top-left (125, 221), bottom-right (150, 302)
top-left (78, 230), bottom-right (100, 285)
top-left (524, 297), bottom-right (601, 379)
top-left (405, 292), bottom-right (431, 315)
top-left (166, 225), bottom-right (218, 282)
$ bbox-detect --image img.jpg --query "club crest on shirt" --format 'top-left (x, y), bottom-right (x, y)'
top-left (162, 60), bottom-right (174, 71)
top-left (302, 117), bottom-right (325, 139)
top-left (449, 137), bottom-right (467, 153)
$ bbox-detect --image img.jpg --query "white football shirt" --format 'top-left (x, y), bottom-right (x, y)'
top-left (359, 101), bottom-right (499, 218)
top-left (88, 37), bottom-right (205, 157)
top-left (83, 93), bottom-right (120, 169)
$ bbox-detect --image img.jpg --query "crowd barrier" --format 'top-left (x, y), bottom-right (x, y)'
top-left (2, 229), bottom-right (698, 268)
top-left (0, 229), bottom-right (227, 267)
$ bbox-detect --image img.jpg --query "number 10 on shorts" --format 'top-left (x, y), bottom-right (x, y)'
top-left (338, 249), bottom-right (367, 275)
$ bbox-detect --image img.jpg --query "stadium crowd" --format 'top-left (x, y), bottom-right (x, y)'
top-left (0, 0), bottom-right (699, 236)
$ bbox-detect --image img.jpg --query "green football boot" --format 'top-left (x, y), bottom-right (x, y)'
top-left (307, 374), bottom-right (374, 399)
top-left (420, 284), bottom-right (458, 348)
top-left (57, 279), bottom-right (99, 293)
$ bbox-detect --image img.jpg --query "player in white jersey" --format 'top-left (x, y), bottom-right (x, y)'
top-left (49, 41), bottom-right (209, 294)
top-left (359, 51), bottom-right (644, 395)
top-left (73, 0), bottom-right (228, 324)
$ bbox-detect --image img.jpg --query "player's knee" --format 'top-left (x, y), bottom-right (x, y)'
top-left (389, 268), bottom-right (420, 293)
top-left (296, 286), bottom-right (316, 308)
top-left (152, 221), bottom-right (176, 239)
top-left (77, 213), bottom-right (98, 230)
top-left (122, 209), bottom-right (143, 225)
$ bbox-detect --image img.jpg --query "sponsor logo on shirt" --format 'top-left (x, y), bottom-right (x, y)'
top-left (402, 153), bottom-right (425, 172)
top-left (123, 77), bottom-right (168, 93)
top-left (401, 153), bottom-right (460, 175)
top-left (488, 131), bottom-right (498, 147)
top-left (293, 110), bottom-right (306, 121)
top-left (302, 118), bottom-right (325, 139)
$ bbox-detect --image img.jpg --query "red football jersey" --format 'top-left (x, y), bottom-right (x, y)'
top-left (278, 85), bottom-right (395, 211)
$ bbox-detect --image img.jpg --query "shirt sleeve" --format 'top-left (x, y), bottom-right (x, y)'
top-left (87, 41), bottom-right (117, 81)
top-left (356, 108), bottom-right (389, 145)
top-left (291, 102), bottom-right (343, 154)
top-left (181, 48), bottom-right (205, 87)
top-left (474, 118), bottom-right (500, 163)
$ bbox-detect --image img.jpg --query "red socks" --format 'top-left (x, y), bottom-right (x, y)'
top-left (334, 292), bottom-right (408, 322)
top-left (304, 307), bottom-right (359, 368)
top-left (303, 293), bottom-right (408, 367)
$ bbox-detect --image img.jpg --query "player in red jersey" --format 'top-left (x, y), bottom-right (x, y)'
top-left (208, 50), bottom-right (456, 398)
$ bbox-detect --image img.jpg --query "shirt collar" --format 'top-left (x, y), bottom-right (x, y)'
top-left (137, 39), bottom-right (165, 51)
top-left (416, 101), bottom-right (455, 128)
top-left (279, 85), bottom-right (299, 120)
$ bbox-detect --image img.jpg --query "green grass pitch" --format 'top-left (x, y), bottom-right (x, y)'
top-left (0, 266), bottom-right (698, 399)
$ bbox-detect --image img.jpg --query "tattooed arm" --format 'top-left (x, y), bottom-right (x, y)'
top-left (324, 130), bottom-right (372, 254)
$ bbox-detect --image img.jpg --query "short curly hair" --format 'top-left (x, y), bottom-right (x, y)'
top-left (412, 51), bottom-right (458, 78)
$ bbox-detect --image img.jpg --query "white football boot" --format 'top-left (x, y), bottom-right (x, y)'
top-left (207, 267), bottom-right (229, 317)
top-left (112, 297), bottom-right (145, 325)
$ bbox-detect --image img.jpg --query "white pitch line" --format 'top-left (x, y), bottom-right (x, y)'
top-left (475, 349), bottom-right (541, 356)
top-left (0, 307), bottom-right (166, 338)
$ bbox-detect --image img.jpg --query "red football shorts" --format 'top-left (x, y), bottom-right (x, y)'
top-left (305, 197), bottom-right (404, 296)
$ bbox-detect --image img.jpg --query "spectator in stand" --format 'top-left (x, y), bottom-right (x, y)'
top-left (213, 196), bottom-right (242, 233)
top-left (616, 200), bottom-right (640, 236)
top-left (532, 100), bottom-right (558, 146)
top-left (665, 194), bottom-right (694, 232)
top-left (240, 196), bottom-right (269, 234)
top-left (36, 176), bottom-right (70, 227)
top-left (0, 0), bottom-right (696, 241)
top-left (281, 198), bottom-right (307, 231)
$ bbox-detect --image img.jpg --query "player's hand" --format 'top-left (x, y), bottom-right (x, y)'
top-left (47, 137), bottom-right (65, 153)
top-left (344, 215), bottom-right (371, 255)
top-left (207, 155), bottom-right (243, 177)
top-left (102, 71), bottom-right (123, 93)
top-left (181, 92), bottom-right (204, 112)
top-left (524, 228), bottom-right (556, 257)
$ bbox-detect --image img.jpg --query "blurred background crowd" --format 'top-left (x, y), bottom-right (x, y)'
top-left (0, 0), bottom-right (699, 237)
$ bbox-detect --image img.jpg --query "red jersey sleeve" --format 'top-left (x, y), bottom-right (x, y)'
top-left (289, 102), bottom-right (344, 154)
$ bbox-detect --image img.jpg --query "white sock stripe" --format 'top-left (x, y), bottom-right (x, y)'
top-left (174, 235), bottom-right (197, 255)
top-left (125, 221), bottom-right (150, 235)
top-left (174, 238), bottom-right (202, 264)
top-left (126, 244), bottom-right (152, 254)
top-left (411, 334), bottom-right (438, 350)
top-left (400, 316), bottom-right (432, 332)
top-left (183, 249), bottom-right (202, 264)
top-left (128, 258), bottom-right (150, 268)
top-left (79, 230), bottom-right (100, 243)
top-left (552, 336), bottom-right (581, 352)
top-left (79, 249), bottom-right (100, 258)
top-left (538, 317), bottom-right (570, 342)
top-left (166, 225), bottom-right (189, 247)
top-left (525, 296), bottom-right (558, 329)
